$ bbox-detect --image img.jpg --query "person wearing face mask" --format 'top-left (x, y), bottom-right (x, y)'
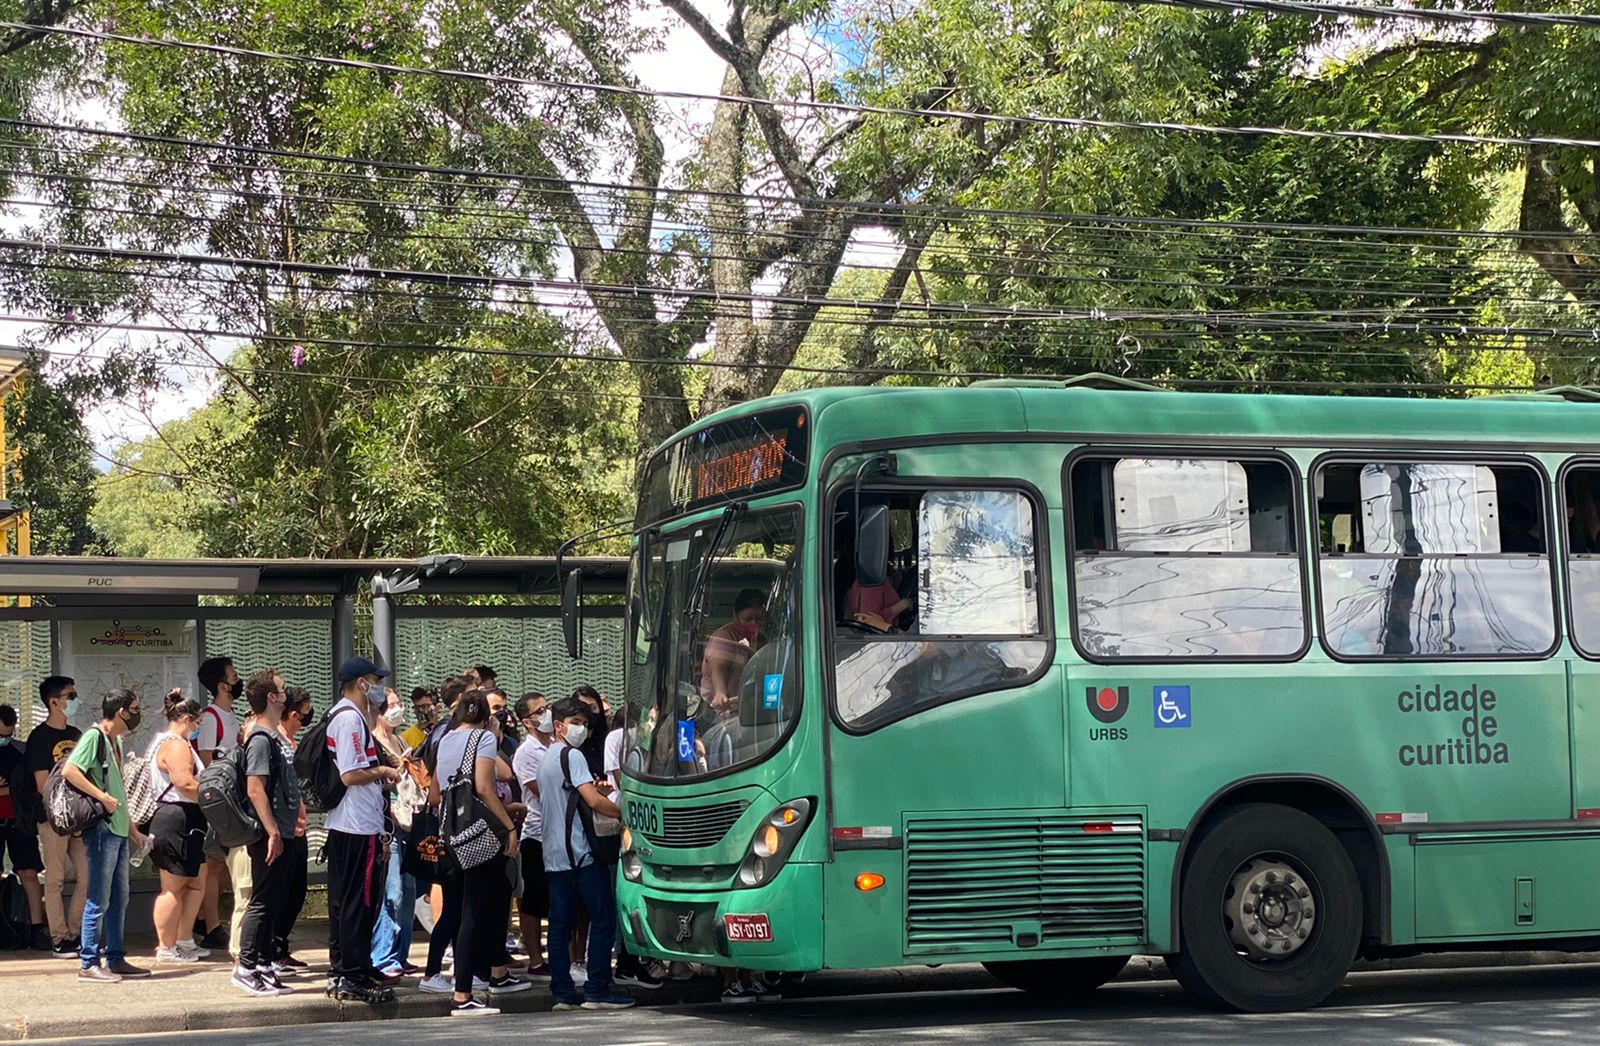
top-left (148, 691), bottom-right (208, 964)
top-left (400, 687), bottom-right (439, 751)
top-left (324, 657), bottom-right (402, 1004)
top-left (537, 697), bottom-right (633, 1011)
top-left (511, 693), bottom-right (553, 979)
top-left (271, 687), bottom-right (313, 974)
top-left (195, 656), bottom-right (241, 952)
top-left (62, 687), bottom-right (150, 982)
top-left (26, 675), bottom-right (88, 958)
top-left (0, 702), bottom-right (49, 951)
top-left (699, 590), bottom-right (768, 720)
top-left (233, 670), bottom-right (299, 997)
top-left (371, 686), bottom-right (420, 982)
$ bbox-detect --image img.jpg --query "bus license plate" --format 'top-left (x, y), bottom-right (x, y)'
top-left (724, 914), bottom-right (773, 942)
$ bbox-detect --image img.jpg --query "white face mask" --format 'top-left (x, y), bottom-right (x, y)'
top-left (563, 723), bottom-right (588, 749)
top-left (383, 706), bottom-right (406, 727)
top-left (536, 709), bottom-right (553, 734)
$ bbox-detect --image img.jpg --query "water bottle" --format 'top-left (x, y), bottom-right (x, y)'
top-left (129, 835), bottom-right (154, 869)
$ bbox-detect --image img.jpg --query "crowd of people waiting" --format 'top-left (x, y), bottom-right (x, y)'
top-left (0, 656), bottom-right (726, 1015)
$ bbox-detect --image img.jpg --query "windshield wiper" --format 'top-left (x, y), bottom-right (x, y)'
top-left (684, 502), bottom-right (744, 628)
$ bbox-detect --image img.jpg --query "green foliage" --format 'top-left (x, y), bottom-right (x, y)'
top-left (4, 360), bottom-right (110, 555)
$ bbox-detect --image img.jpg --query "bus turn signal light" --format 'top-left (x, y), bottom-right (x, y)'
top-left (856, 873), bottom-right (886, 892)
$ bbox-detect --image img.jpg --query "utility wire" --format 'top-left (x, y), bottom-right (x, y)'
top-left (6, 22), bottom-right (1600, 152)
top-left (1113, 0), bottom-right (1600, 27)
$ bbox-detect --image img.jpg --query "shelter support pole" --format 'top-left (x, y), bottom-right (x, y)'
top-left (332, 594), bottom-right (355, 681)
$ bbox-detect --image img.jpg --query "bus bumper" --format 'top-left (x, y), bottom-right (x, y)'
top-left (617, 863), bottom-right (824, 971)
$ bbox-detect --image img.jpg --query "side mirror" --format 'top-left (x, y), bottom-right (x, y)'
top-left (855, 504), bottom-right (891, 588)
top-left (561, 567), bottom-right (584, 660)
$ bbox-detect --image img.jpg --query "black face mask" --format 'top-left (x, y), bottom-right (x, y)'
top-left (122, 708), bottom-right (142, 732)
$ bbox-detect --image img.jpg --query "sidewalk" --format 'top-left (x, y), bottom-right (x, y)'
top-left (0, 922), bottom-right (719, 1040)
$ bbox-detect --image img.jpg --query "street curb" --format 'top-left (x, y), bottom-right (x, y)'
top-left (0, 979), bottom-right (722, 1040)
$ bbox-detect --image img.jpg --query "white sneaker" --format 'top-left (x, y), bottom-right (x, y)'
top-left (418, 974), bottom-right (454, 994)
top-left (472, 976), bottom-right (489, 990)
top-left (156, 947), bottom-right (198, 964)
top-left (569, 962), bottom-right (588, 986)
top-left (177, 939), bottom-right (211, 960)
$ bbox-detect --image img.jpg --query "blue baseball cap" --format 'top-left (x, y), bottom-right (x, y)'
top-left (337, 656), bottom-right (392, 684)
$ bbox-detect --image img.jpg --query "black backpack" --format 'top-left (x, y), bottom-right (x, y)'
top-left (294, 705), bottom-right (368, 813)
top-left (196, 734), bottom-right (277, 848)
top-left (44, 728), bottom-right (111, 837)
top-left (0, 874), bottom-right (27, 950)
top-left (558, 746), bottom-right (601, 868)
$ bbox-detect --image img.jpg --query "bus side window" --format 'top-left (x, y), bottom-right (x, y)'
top-left (832, 487), bottom-right (1048, 731)
top-left (1565, 465), bottom-right (1600, 656)
top-left (1068, 455), bottom-right (1305, 661)
top-left (1317, 460), bottom-right (1556, 659)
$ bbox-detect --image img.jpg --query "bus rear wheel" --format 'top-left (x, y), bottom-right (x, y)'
top-left (982, 955), bottom-right (1130, 997)
top-left (1167, 803), bottom-right (1361, 1013)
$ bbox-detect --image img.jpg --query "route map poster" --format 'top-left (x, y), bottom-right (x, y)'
top-left (59, 619), bottom-right (198, 747)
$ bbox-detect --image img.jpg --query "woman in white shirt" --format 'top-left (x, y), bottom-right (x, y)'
top-left (149, 691), bottom-right (209, 964)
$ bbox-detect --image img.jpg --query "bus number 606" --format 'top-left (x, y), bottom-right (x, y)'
top-left (627, 800), bottom-right (660, 836)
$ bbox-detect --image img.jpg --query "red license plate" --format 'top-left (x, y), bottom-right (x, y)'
top-left (724, 914), bottom-right (773, 942)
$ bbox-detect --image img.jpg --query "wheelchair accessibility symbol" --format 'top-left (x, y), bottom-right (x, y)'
top-left (1155, 686), bottom-right (1191, 729)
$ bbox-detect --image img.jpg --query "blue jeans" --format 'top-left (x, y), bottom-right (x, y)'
top-left (371, 836), bottom-right (417, 973)
top-left (80, 825), bottom-right (129, 969)
top-left (548, 861), bottom-right (615, 1001)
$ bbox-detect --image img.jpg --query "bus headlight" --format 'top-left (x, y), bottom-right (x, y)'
top-left (736, 798), bottom-right (813, 890)
top-left (621, 827), bottom-right (643, 882)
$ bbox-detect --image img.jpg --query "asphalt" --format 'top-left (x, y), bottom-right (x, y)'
top-left (5, 930), bottom-right (1600, 1040)
top-left (18, 962), bottom-right (1600, 1046)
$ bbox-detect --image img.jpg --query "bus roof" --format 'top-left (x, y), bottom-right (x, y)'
top-left (672, 378), bottom-right (1597, 456)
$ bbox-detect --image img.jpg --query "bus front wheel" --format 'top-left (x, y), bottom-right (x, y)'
top-left (982, 955), bottom-right (1130, 997)
top-left (1168, 803), bottom-right (1361, 1013)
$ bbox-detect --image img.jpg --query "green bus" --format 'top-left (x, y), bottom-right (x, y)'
top-left (583, 377), bottom-right (1600, 1012)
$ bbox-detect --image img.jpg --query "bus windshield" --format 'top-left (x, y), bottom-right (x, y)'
top-left (623, 505), bottom-right (802, 781)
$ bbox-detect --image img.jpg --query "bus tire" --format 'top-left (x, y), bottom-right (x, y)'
top-left (982, 955), bottom-right (1130, 997)
top-left (1167, 802), bottom-right (1361, 1013)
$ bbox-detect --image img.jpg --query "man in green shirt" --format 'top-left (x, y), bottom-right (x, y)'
top-left (62, 687), bottom-right (150, 982)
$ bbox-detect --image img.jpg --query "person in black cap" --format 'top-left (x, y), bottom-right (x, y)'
top-left (324, 657), bottom-right (401, 1003)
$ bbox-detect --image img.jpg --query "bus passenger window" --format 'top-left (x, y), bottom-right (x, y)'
top-left (1566, 466), bottom-right (1600, 656)
top-left (1317, 461), bottom-right (1556, 659)
top-left (1068, 456), bottom-right (1304, 660)
top-left (832, 488), bottom-right (1048, 730)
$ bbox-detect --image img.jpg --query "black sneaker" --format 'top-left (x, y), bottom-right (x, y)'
top-left (614, 967), bottom-right (664, 989)
top-left (52, 940), bottom-right (77, 960)
top-left (450, 999), bottom-right (501, 1017)
top-left (326, 977), bottom-right (351, 1000)
top-left (350, 980), bottom-right (396, 1004)
top-left (276, 954), bottom-right (309, 970)
top-left (29, 926), bottom-right (52, 952)
top-left (199, 926), bottom-right (230, 951)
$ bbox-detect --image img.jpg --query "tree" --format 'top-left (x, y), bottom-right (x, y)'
top-left (4, 359), bottom-right (110, 554)
top-left (1321, 14), bottom-right (1600, 384)
top-left (89, 411), bottom-right (205, 557)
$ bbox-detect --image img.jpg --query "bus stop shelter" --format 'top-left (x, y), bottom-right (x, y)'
top-left (0, 555), bottom-right (628, 733)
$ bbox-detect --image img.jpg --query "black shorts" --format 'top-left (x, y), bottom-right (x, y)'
top-left (150, 803), bottom-right (207, 877)
top-left (0, 817), bottom-right (42, 872)
top-left (518, 839), bottom-right (548, 917)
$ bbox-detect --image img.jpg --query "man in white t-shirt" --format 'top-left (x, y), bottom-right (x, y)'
top-left (195, 655), bottom-right (241, 951)
top-left (511, 693), bottom-right (552, 978)
top-left (324, 657), bottom-right (401, 1004)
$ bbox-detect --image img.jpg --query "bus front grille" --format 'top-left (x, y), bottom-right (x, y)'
top-left (904, 814), bottom-right (1145, 954)
top-left (644, 800), bottom-right (749, 848)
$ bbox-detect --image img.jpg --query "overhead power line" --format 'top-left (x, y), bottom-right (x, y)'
top-left (9, 235), bottom-right (1600, 340)
top-left (4, 117), bottom-right (1584, 246)
top-left (1115, 0), bottom-right (1600, 27)
top-left (6, 22), bottom-right (1600, 152)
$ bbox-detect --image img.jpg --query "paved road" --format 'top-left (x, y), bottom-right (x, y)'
top-left (32, 964), bottom-right (1600, 1045)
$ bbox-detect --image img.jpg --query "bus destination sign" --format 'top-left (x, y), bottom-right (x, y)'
top-left (638, 407), bottom-right (810, 526)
